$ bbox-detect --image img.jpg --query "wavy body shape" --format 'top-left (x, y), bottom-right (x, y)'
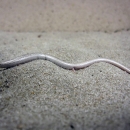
top-left (0, 54), bottom-right (130, 74)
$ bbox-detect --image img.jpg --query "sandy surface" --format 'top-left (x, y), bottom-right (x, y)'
top-left (0, 31), bottom-right (130, 130)
top-left (0, 0), bottom-right (130, 32)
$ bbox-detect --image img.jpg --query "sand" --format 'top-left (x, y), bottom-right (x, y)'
top-left (0, 31), bottom-right (130, 130)
top-left (0, 0), bottom-right (130, 32)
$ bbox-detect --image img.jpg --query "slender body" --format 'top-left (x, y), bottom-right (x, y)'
top-left (0, 54), bottom-right (130, 74)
